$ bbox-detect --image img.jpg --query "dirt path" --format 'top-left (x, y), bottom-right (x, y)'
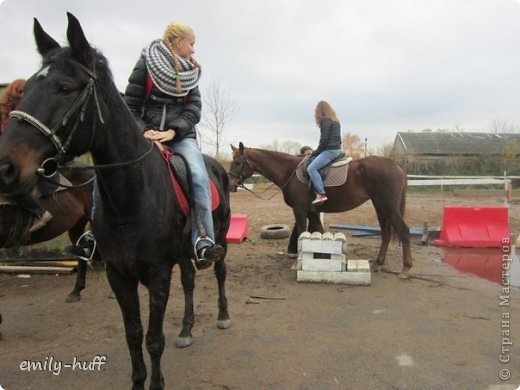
top-left (0, 191), bottom-right (519, 389)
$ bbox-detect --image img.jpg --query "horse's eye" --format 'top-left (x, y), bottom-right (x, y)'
top-left (59, 84), bottom-right (74, 94)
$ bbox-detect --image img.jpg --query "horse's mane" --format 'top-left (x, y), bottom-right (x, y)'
top-left (249, 147), bottom-right (303, 162)
top-left (0, 79), bottom-right (25, 132)
top-left (49, 46), bottom-right (120, 106)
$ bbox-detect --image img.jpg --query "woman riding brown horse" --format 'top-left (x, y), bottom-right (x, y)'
top-left (229, 142), bottom-right (412, 279)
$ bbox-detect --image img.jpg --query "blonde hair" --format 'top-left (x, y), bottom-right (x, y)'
top-left (162, 22), bottom-right (200, 93)
top-left (314, 100), bottom-right (339, 126)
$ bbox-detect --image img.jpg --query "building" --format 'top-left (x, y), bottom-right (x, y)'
top-left (390, 131), bottom-right (520, 175)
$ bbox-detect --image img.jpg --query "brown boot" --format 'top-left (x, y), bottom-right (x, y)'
top-left (29, 210), bottom-right (53, 233)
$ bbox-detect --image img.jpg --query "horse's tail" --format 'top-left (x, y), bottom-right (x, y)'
top-left (393, 166), bottom-right (408, 243)
top-left (400, 173), bottom-right (407, 222)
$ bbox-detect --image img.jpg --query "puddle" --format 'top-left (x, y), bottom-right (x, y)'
top-left (442, 246), bottom-right (520, 287)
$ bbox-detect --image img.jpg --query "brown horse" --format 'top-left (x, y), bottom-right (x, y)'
top-left (229, 142), bottom-right (412, 278)
top-left (0, 164), bottom-right (98, 301)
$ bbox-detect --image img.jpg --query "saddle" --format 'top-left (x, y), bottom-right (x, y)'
top-left (158, 144), bottom-right (219, 217)
top-left (0, 174), bottom-right (74, 248)
top-left (296, 153), bottom-right (353, 187)
top-left (0, 173), bottom-right (73, 206)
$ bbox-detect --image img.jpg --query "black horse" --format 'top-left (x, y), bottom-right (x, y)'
top-left (0, 14), bottom-right (231, 389)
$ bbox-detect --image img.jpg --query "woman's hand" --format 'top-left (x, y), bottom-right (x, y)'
top-left (143, 129), bottom-right (176, 143)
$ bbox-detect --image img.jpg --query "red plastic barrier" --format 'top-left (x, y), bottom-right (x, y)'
top-left (226, 214), bottom-right (249, 243)
top-left (435, 206), bottom-right (510, 248)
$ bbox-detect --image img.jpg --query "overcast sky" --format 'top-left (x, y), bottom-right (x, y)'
top-left (1, 0), bottom-right (519, 154)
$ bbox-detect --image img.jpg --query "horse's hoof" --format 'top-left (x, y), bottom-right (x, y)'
top-left (371, 264), bottom-right (382, 273)
top-left (108, 291), bottom-right (116, 299)
top-left (175, 336), bottom-right (193, 348)
top-left (65, 293), bottom-right (81, 303)
top-left (398, 271), bottom-right (411, 279)
top-left (217, 318), bottom-right (232, 329)
top-left (287, 252), bottom-right (297, 259)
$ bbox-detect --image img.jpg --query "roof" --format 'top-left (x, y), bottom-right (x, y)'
top-left (394, 132), bottom-right (520, 156)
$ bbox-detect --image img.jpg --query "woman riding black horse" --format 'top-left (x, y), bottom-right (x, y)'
top-left (0, 14), bottom-right (231, 389)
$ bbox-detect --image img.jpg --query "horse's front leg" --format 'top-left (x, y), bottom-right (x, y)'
top-left (66, 258), bottom-right (87, 302)
top-left (176, 260), bottom-right (195, 348)
top-left (213, 249), bottom-right (232, 329)
top-left (307, 210), bottom-right (324, 233)
top-left (287, 207), bottom-right (308, 256)
top-left (146, 268), bottom-right (172, 390)
top-left (106, 264), bottom-right (146, 390)
top-left (65, 222), bottom-right (90, 302)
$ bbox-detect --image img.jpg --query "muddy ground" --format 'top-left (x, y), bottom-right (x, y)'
top-left (0, 189), bottom-right (519, 389)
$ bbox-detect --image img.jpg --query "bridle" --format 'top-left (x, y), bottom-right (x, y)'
top-left (228, 153), bottom-right (254, 188)
top-left (10, 63), bottom-right (104, 160)
top-left (228, 150), bottom-right (296, 200)
top-left (8, 60), bottom-right (154, 180)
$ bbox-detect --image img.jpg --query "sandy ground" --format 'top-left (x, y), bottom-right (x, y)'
top-left (0, 189), bottom-right (519, 389)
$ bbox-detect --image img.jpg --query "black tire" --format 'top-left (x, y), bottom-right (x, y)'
top-left (260, 224), bottom-right (291, 239)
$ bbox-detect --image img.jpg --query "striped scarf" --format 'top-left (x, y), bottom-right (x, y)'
top-left (143, 39), bottom-right (200, 97)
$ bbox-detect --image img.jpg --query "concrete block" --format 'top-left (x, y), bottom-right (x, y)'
top-left (297, 270), bottom-right (371, 285)
top-left (301, 239), bottom-right (344, 254)
top-left (300, 257), bottom-right (346, 272)
top-left (347, 259), bottom-right (370, 272)
top-left (322, 232), bottom-right (334, 240)
top-left (299, 251), bottom-right (344, 261)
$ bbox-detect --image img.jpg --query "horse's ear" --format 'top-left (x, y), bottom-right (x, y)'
top-left (34, 18), bottom-right (61, 57)
top-left (66, 12), bottom-right (94, 69)
top-left (239, 142), bottom-right (245, 154)
top-left (231, 144), bottom-right (237, 153)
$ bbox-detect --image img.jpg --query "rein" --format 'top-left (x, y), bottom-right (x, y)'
top-left (54, 140), bottom-right (156, 172)
top-left (36, 140), bottom-right (155, 189)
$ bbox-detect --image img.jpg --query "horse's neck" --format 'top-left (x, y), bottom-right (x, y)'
top-left (249, 149), bottom-right (298, 187)
top-left (90, 98), bottom-right (158, 218)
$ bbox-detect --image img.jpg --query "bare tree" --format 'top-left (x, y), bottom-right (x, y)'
top-left (200, 82), bottom-right (237, 158)
top-left (260, 140), bottom-right (303, 155)
top-left (489, 119), bottom-right (514, 134)
top-left (369, 142), bottom-right (394, 157)
top-left (341, 132), bottom-right (364, 159)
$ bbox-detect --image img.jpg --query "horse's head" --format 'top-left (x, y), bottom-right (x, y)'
top-left (0, 13), bottom-right (110, 195)
top-left (228, 142), bottom-right (255, 192)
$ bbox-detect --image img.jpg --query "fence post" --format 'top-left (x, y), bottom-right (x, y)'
top-left (505, 179), bottom-right (512, 207)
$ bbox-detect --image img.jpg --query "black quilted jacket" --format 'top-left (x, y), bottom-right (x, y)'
top-left (123, 54), bottom-right (201, 144)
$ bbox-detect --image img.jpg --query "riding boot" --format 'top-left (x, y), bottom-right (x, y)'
top-left (195, 243), bottom-right (225, 268)
top-left (29, 210), bottom-right (53, 233)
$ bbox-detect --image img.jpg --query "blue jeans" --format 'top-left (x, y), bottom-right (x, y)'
top-left (307, 149), bottom-right (343, 195)
top-left (168, 138), bottom-right (215, 252)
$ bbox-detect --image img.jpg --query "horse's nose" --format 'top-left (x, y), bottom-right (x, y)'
top-left (0, 161), bottom-right (19, 188)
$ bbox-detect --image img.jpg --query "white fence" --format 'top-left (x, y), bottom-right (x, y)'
top-left (407, 175), bottom-right (515, 187)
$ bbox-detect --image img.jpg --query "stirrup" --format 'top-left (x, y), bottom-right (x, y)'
top-left (193, 236), bottom-right (216, 263)
top-left (73, 231), bottom-right (96, 262)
